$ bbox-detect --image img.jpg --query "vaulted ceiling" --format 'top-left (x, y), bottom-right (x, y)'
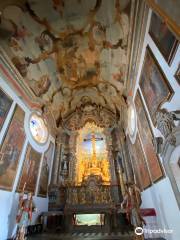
top-left (0, 0), bottom-right (146, 131)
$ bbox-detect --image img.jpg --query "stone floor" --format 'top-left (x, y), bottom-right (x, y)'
top-left (28, 233), bottom-right (166, 240)
top-left (28, 232), bottom-right (134, 240)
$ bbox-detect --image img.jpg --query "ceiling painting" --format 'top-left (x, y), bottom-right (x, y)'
top-left (0, 0), bottom-right (133, 129)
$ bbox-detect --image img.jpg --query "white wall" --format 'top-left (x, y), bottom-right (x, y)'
top-left (132, 9), bottom-right (180, 240)
top-left (0, 63), bottom-right (55, 240)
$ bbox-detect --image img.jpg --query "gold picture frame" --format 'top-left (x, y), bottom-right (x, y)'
top-left (149, 12), bottom-right (179, 65)
top-left (135, 90), bottom-right (164, 183)
top-left (139, 46), bottom-right (174, 125)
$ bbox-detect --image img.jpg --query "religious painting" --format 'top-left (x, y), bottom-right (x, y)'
top-left (17, 144), bottom-right (42, 193)
top-left (132, 134), bottom-right (152, 190)
top-left (127, 136), bottom-right (143, 191)
top-left (149, 12), bottom-right (179, 64)
top-left (135, 91), bottom-right (164, 182)
top-left (0, 105), bottom-right (25, 190)
top-left (38, 142), bottom-right (54, 197)
top-left (0, 88), bottom-right (13, 131)
top-left (174, 64), bottom-right (180, 85)
top-left (139, 47), bottom-right (174, 124)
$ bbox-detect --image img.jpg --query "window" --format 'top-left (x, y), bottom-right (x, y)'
top-left (128, 105), bottom-right (136, 137)
top-left (29, 113), bottom-right (48, 144)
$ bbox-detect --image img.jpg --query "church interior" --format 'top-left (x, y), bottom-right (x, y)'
top-left (0, 0), bottom-right (179, 240)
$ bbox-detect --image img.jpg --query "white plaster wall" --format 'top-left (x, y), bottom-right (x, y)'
top-left (141, 178), bottom-right (180, 240)
top-left (170, 146), bottom-right (180, 192)
top-left (0, 68), bottom-right (55, 239)
top-left (132, 9), bottom-right (180, 240)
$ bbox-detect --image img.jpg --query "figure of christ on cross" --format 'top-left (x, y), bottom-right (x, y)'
top-left (83, 131), bottom-right (103, 168)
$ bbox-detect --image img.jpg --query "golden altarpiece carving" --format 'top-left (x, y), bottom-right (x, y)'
top-left (66, 122), bottom-right (112, 205)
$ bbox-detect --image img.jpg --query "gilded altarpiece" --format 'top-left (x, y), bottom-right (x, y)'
top-left (67, 122), bottom-right (112, 205)
top-left (76, 122), bottom-right (110, 186)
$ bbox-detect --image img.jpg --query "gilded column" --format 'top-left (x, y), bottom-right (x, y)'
top-left (68, 132), bottom-right (78, 184)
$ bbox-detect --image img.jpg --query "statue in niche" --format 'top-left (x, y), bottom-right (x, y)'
top-left (61, 154), bottom-right (69, 176)
top-left (15, 184), bottom-right (36, 240)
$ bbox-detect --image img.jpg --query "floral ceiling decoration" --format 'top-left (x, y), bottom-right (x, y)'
top-left (0, 0), bottom-right (136, 130)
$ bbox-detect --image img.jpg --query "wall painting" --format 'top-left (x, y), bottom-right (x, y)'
top-left (127, 134), bottom-right (151, 191)
top-left (135, 91), bottom-right (164, 182)
top-left (0, 88), bottom-right (13, 131)
top-left (0, 105), bottom-right (25, 190)
top-left (149, 12), bottom-right (179, 64)
top-left (17, 144), bottom-right (42, 193)
top-left (140, 47), bottom-right (174, 124)
top-left (38, 142), bottom-right (54, 197)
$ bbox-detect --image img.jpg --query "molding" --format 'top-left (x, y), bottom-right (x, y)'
top-left (126, 0), bottom-right (149, 94)
top-left (0, 47), bottom-right (42, 109)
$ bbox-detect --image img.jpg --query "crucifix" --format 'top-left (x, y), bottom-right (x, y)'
top-left (84, 131), bottom-right (103, 167)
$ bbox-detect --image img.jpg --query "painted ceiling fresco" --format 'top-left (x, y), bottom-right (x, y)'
top-left (0, 0), bottom-right (133, 127)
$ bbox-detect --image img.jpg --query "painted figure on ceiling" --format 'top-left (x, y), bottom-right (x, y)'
top-left (0, 0), bottom-right (131, 124)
